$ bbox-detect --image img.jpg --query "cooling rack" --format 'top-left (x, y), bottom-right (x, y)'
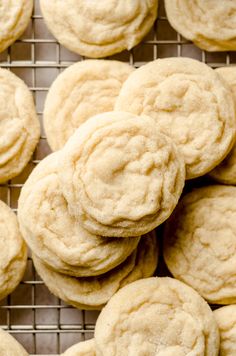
top-left (0, 0), bottom-right (234, 354)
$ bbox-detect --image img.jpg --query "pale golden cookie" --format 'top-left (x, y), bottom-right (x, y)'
top-left (18, 152), bottom-right (140, 277)
top-left (44, 60), bottom-right (134, 151)
top-left (40, 0), bottom-right (158, 58)
top-left (0, 200), bottom-right (27, 301)
top-left (33, 233), bottom-right (158, 310)
top-left (214, 305), bottom-right (236, 356)
top-left (59, 111), bottom-right (185, 237)
top-left (115, 57), bottom-right (236, 179)
top-left (0, 329), bottom-right (28, 356)
top-left (165, 0), bottom-right (236, 52)
top-left (0, 0), bottom-right (33, 53)
top-left (95, 277), bottom-right (219, 356)
top-left (210, 67), bottom-right (236, 184)
top-left (62, 339), bottom-right (96, 356)
top-left (164, 185), bottom-right (236, 304)
top-left (0, 68), bottom-right (40, 183)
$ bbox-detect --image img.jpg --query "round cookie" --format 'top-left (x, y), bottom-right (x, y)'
top-left (164, 185), bottom-right (236, 304)
top-left (59, 111), bottom-right (185, 237)
top-left (214, 305), bottom-right (236, 356)
top-left (95, 277), bottom-right (219, 356)
top-left (115, 57), bottom-right (236, 179)
top-left (210, 67), bottom-right (236, 184)
top-left (0, 0), bottom-right (33, 53)
top-left (0, 200), bottom-right (27, 301)
top-left (33, 233), bottom-right (158, 310)
top-left (0, 329), bottom-right (28, 355)
top-left (40, 0), bottom-right (158, 58)
top-left (18, 152), bottom-right (140, 277)
top-left (44, 60), bottom-right (134, 151)
top-left (165, 0), bottom-right (236, 52)
top-left (0, 68), bottom-right (40, 183)
top-left (62, 339), bottom-right (96, 356)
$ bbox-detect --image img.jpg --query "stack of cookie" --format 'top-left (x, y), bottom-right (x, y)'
top-left (18, 105), bottom-right (188, 308)
top-left (18, 55), bottom-right (236, 309)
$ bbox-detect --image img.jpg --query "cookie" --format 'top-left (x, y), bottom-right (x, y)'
top-left (44, 60), bottom-right (134, 151)
top-left (62, 339), bottom-right (95, 356)
top-left (95, 277), bottom-right (219, 356)
top-left (209, 67), bottom-right (236, 184)
top-left (164, 185), bottom-right (236, 304)
top-left (0, 68), bottom-right (40, 183)
top-left (0, 0), bottom-right (33, 53)
top-left (33, 233), bottom-right (158, 310)
top-left (0, 329), bottom-right (28, 355)
top-left (18, 152), bottom-right (140, 277)
top-left (214, 305), bottom-right (236, 356)
top-left (59, 111), bottom-right (185, 237)
top-left (40, 0), bottom-right (158, 58)
top-left (115, 57), bottom-right (236, 179)
top-left (0, 200), bottom-right (27, 301)
top-left (165, 0), bottom-right (236, 52)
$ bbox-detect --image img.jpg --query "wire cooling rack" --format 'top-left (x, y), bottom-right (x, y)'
top-left (0, 0), bottom-right (234, 354)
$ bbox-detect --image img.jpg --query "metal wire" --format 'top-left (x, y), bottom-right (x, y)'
top-left (0, 0), bottom-right (234, 354)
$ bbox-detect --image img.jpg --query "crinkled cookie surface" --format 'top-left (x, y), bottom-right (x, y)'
top-left (44, 60), bottom-right (134, 151)
top-left (40, 0), bottom-right (158, 58)
top-left (62, 339), bottom-right (96, 356)
top-left (115, 57), bottom-right (236, 179)
top-left (164, 185), bottom-right (236, 304)
top-left (210, 67), bottom-right (236, 184)
top-left (18, 152), bottom-right (140, 277)
top-left (165, 0), bottom-right (236, 51)
top-left (95, 277), bottom-right (219, 356)
top-left (0, 329), bottom-right (28, 356)
top-left (214, 305), bottom-right (236, 356)
top-left (59, 111), bottom-right (185, 237)
top-left (0, 68), bottom-right (40, 183)
top-left (33, 233), bottom-right (158, 310)
top-left (0, 200), bottom-right (27, 301)
top-left (0, 0), bottom-right (33, 53)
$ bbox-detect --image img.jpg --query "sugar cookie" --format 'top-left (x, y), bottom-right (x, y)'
top-left (18, 152), bottom-right (140, 277)
top-left (40, 0), bottom-right (158, 58)
top-left (95, 277), bottom-right (219, 356)
top-left (210, 67), bottom-right (236, 184)
top-left (62, 339), bottom-right (95, 356)
top-left (33, 233), bottom-right (158, 310)
top-left (59, 111), bottom-right (185, 237)
top-left (164, 185), bottom-right (236, 304)
top-left (0, 329), bottom-right (28, 355)
top-left (0, 68), bottom-right (40, 183)
top-left (0, 0), bottom-right (33, 53)
top-left (115, 57), bottom-right (236, 179)
top-left (0, 200), bottom-right (27, 301)
top-left (44, 60), bottom-right (134, 151)
top-left (165, 0), bottom-right (236, 52)
top-left (214, 305), bottom-right (236, 356)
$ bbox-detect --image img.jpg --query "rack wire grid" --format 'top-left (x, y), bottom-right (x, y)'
top-left (0, 0), bottom-right (234, 354)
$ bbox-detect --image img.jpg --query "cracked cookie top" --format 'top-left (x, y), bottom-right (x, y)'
top-left (115, 57), bottom-right (236, 179)
top-left (59, 111), bottom-right (185, 237)
top-left (0, 68), bottom-right (40, 183)
top-left (43, 60), bottom-right (134, 151)
top-left (95, 277), bottom-right (219, 356)
top-left (40, 0), bottom-right (158, 58)
top-left (164, 185), bottom-right (236, 304)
